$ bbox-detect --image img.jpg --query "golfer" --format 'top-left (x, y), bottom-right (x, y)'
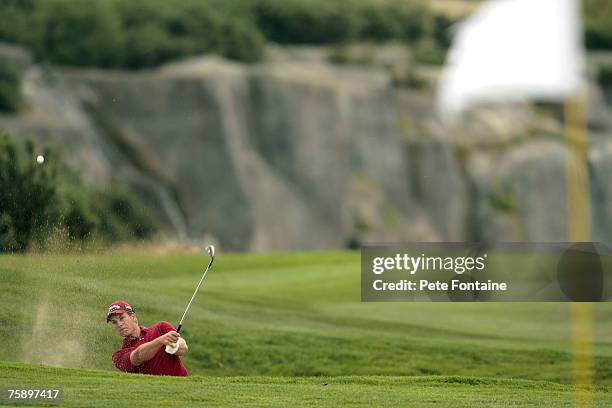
top-left (107, 301), bottom-right (189, 376)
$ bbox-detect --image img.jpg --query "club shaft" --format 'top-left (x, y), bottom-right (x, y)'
top-left (177, 257), bottom-right (214, 332)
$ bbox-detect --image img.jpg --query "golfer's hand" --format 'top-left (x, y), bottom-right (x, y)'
top-left (165, 342), bottom-right (179, 355)
top-left (166, 337), bottom-right (187, 355)
top-left (158, 331), bottom-right (181, 346)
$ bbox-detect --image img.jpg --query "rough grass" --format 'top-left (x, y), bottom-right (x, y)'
top-left (3, 361), bottom-right (612, 407)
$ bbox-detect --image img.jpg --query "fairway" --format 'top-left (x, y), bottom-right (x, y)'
top-left (2, 361), bottom-right (611, 407)
top-left (2, 251), bottom-right (612, 406)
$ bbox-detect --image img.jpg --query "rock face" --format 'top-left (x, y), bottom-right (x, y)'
top-left (2, 45), bottom-right (612, 251)
top-left (467, 139), bottom-right (568, 242)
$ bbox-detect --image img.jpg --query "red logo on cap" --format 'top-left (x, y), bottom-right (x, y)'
top-left (106, 301), bottom-right (132, 316)
top-left (108, 305), bottom-right (121, 313)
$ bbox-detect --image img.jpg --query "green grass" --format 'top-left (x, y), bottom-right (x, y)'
top-left (2, 250), bottom-right (612, 405)
top-left (2, 361), bottom-right (612, 407)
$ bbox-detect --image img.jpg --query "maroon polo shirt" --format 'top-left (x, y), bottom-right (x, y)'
top-left (112, 321), bottom-right (188, 376)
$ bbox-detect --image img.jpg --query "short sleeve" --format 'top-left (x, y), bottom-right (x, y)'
top-left (157, 321), bottom-right (176, 335)
top-left (112, 347), bottom-right (138, 373)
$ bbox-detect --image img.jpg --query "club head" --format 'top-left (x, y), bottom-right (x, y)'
top-left (206, 245), bottom-right (215, 259)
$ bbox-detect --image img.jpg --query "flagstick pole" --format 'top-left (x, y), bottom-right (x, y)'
top-left (565, 91), bottom-right (590, 241)
top-left (565, 89), bottom-right (593, 408)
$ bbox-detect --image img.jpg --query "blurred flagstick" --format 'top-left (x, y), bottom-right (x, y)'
top-left (565, 91), bottom-right (591, 242)
top-left (436, 1), bottom-right (593, 405)
top-left (566, 90), bottom-right (594, 407)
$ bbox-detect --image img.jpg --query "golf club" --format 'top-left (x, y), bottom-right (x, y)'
top-left (166, 245), bottom-right (215, 354)
top-left (177, 244), bottom-right (215, 333)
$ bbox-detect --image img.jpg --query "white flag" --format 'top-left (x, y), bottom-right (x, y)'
top-left (437, 0), bottom-right (585, 120)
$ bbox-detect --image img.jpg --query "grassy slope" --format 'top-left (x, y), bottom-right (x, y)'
top-left (2, 250), bottom-right (612, 405)
top-left (2, 361), bottom-right (611, 407)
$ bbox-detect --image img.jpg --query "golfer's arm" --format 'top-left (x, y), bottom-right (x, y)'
top-left (130, 338), bottom-right (162, 366)
top-left (176, 338), bottom-right (188, 357)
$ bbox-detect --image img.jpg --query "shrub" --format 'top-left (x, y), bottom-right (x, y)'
top-left (0, 0), bottom-right (34, 44)
top-left (253, 0), bottom-right (363, 44)
top-left (0, 0), bottom-right (264, 69)
top-left (488, 185), bottom-right (518, 214)
top-left (598, 65), bottom-right (612, 105)
top-left (432, 13), bottom-right (453, 49)
top-left (413, 46), bottom-right (446, 66)
top-left (598, 65), bottom-right (612, 88)
top-left (358, 3), bottom-right (404, 42)
top-left (0, 134), bottom-right (60, 251)
top-left (1, 0), bottom-right (612, 70)
top-left (113, 0), bottom-right (182, 69)
top-left (29, 0), bottom-right (125, 68)
top-left (584, 0), bottom-right (612, 50)
top-left (60, 185), bottom-right (99, 241)
top-left (92, 187), bottom-right (157, 242)
top-left (217, 17), bottom-right (266, 63)
top-left (383, 2), bottom-right (428, 43)
top-left (115, 0), bottom-right (265, 68)
top-left (0, 133), bottom-right (158, 252)
top-left (585, 21), bottom-right (612, 50)
top-left (0, 60), bottom-right (21, 112)
top-left (355, 1), bottom-right (429, 44)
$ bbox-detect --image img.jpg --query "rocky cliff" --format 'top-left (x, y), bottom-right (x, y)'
top-left (2, 43), bottom-right (612, 251)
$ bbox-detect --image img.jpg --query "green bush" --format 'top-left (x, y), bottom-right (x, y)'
top-left (432, 13), bottom-right (453, 49)
top-left (413, 46), bottom-right (446, 66)
top-left (60, 185), bottom-right (99, 241)
top-left (0, 0), bottom-right (34, 44)
top-left (253, 0), bottom-right (363, 44)
top-left (0, 61), bottom-right (21, 112)
top-left (0, 133), bottom-right (158, 252)
top-left (0, 212), bottom-right (16, 250)
top-left (29, 0), bottom-right (125, 68)
top-left (488, 185), bottom-right (518, 214)
top-left (0, 135), bottom-right (60, 251)
top-left (92, 187), bottom-right (157, 242)
top-left (1, 0), bottom-right (612, 70)
top-left (113, 0), bottom-right (265, 68)
top-left (585, 21), bottom-right (612, 50)
top-left (115, 0), bottom-right (193, 68)
top-left (358, 3), bottom-right (404, 41)
top-left (0, 0), bottom-right (264, 68)
top-left (584, 0), bottom-right (612, 50)
top-left (162, 1), bottom-right (265, 63)
top-left (217, 16), bottom-right (266, 62)
top-left (597, 65), bottom-right (612, 88)
top-left (253, 0), bottom-right (427, 45)
top-left (599, 65), bottom-right (612, 105)
top-left (357, 2), bottom-right (429, 43)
